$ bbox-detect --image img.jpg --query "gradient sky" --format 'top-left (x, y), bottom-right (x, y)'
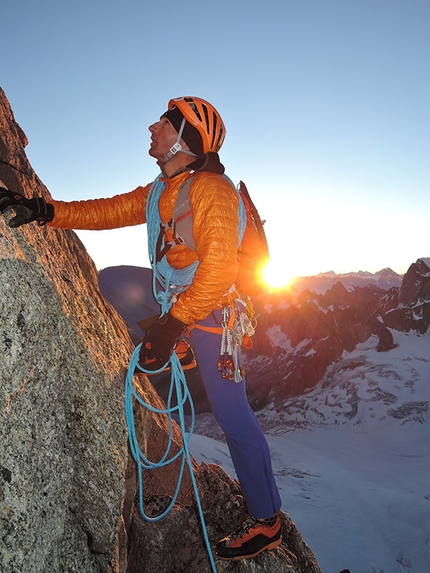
top-left (2, 0), bottom-right (430, 281)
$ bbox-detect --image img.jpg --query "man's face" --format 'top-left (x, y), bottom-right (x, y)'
top-left (148, 116), bottom-right (179, 162)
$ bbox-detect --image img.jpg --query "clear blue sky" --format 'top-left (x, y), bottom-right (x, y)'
top-left (2, 0), bottom-right (430, 280)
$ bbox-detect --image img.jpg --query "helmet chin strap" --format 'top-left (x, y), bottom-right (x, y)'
top-left (163, 118), bottom-right (198, 165)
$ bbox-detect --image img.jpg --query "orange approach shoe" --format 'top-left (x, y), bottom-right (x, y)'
top-left (215, 514), bottom-right (282, 560)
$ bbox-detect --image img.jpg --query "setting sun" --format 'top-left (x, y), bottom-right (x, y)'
top-left (262, 260), bottom-right (296, 289)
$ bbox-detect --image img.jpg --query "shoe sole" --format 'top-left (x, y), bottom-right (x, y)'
top-left (215, 535), bottom-right (282, 561)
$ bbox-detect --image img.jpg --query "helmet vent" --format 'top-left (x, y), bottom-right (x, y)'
top-left (201, 104), bottom-right (210, 132)
top-left (214, 124), bottom-right (224, 152)
top-left (185, 98), bottom-right (202, 122)
top-left (211, 113), bottom-right (218, 149)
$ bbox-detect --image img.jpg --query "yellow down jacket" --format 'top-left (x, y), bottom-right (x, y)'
top-left (48, 170), bottom-right (240, 325)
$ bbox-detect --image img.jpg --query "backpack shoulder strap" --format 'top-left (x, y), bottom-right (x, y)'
top-left (172, 174), bottom-right (245, 251)
top-left (173, 176), bottom-right (196, 250)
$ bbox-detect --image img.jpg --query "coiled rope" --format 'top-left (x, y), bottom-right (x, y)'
top-left (125, 349), bottom-right (218, 572)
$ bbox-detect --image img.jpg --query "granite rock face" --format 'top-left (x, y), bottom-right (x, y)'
top-left (0, 87), bottom-right (323, 573)
top-left (0, 86), bottom-right (134, 573)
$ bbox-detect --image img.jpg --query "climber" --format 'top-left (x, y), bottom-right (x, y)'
top-left (0, 96), bottom-right (282, 560)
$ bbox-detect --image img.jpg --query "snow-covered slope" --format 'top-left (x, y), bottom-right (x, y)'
top-left (189, 329), bottom-right (430, 573)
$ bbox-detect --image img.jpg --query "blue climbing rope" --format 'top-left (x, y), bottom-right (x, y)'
top-left (125, 347), bottom-right (218, 572)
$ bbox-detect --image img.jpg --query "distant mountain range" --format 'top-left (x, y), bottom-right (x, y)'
top-left (289, 266), bottom-right (403, 294)
top-left (243, 258), bottom-right (430, 408)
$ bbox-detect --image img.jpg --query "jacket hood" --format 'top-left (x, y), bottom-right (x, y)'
top-left (188, 152), bottom-right (225, 175)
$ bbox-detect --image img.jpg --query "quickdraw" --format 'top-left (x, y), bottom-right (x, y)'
top-left (217, 296), bottom-right (256, 383)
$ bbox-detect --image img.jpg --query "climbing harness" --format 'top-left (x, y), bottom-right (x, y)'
top-left (146, 172), bottom-right (253, 383)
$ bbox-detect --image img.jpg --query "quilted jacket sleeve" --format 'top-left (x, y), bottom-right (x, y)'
top-left (47, 185), bottom-right (150, 230)
top-left (169, 173), bottom-right (240, 324)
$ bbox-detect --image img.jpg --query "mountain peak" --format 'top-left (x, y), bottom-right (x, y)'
top-left (291, 268), bottom-right (403, 295)
top-left (419, 257), bottom-right (430, 270)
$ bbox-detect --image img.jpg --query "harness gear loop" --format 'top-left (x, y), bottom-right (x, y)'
top-left (147, 174), bottom-right (254, 383)
top-left (215, 293), bottom-right (256, 383)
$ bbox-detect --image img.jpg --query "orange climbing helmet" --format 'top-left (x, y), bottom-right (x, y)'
top-left (168, 96), bottom-right (226, 154)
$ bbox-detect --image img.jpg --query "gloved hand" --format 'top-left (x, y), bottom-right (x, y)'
top-left (0, 187), bottom-right (54, 227)
top-left (138, 312), bottom-right (187, 372)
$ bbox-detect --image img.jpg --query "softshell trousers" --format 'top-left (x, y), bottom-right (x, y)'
top-left (98, 265), bottom-right (282, 519)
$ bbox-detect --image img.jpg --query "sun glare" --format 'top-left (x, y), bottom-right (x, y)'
top-left (262, 260), bottom-right (296, 289)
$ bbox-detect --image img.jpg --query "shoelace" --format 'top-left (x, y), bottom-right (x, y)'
top-left (230, 517), bottom-right (258, 540)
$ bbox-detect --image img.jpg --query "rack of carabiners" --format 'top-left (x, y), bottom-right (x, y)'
top-left (217, 296), bottom-right (256, 383)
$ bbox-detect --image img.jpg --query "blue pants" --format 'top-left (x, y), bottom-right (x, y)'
top-left (98, 265), bottom-right (282, 519)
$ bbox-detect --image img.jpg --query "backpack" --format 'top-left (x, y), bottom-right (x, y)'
top-left (170, 176), bottom-right (270, 298)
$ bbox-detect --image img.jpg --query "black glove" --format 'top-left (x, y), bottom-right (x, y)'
top-left (0, 187), bottom-right (54, 227)
top-left (138, 312), bottom-right (186, 371)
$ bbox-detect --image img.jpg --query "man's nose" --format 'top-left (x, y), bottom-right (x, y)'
top-left (149, 121), bottom-right (159, 133)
